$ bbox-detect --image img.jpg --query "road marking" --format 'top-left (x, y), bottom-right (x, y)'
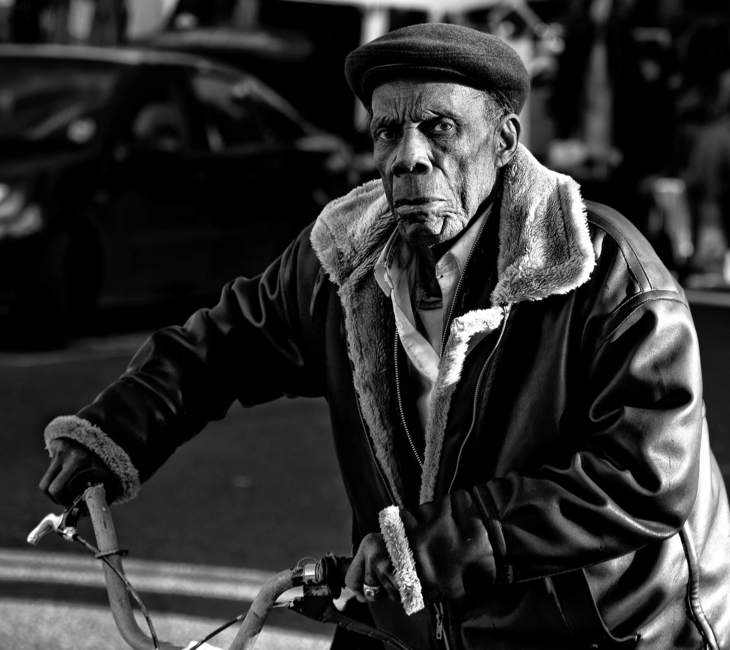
top-left (0, 548), bottom-right (280, 602)
top-left (0, 598), bottom-right (331, 650)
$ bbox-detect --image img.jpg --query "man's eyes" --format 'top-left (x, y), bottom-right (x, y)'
top-left (372, 118), bottom-right (455, 142)
top-left (374, 127), bottom-right (398, 142)
top-left (428, 119), bottom-right (455, 134)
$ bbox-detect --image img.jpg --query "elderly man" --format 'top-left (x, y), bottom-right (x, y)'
top-left (39, 23), bottom-right (730, 649)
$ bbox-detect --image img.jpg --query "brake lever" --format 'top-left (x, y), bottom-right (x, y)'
top-left (26, 513), bottom-right (65, 545)
top-left (27, 491), bottom-right (87, 545)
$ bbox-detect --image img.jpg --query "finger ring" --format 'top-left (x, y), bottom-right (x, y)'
top-left (363, 584), bottom-right (382, 599)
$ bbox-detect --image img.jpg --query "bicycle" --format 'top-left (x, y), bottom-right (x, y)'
top-left (27, 484), bottom-right (412, 650)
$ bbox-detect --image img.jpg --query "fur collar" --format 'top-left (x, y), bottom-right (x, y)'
top-left (310, 144), bottom-right (595, 506)
top-left (311, 144), bottom-right (594, 305)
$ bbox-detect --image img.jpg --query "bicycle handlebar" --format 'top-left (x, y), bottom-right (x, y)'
top-left (228, 569), bottom-right (295, 650)
top-left (28, 484), bottom-right (351, 650)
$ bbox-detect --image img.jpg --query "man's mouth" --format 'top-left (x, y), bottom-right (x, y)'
top-left (393, 198), bottom-right (447, 218)
top-left (393, 197), bottom-right (444, 208)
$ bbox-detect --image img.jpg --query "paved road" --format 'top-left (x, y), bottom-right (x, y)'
top-left (2, 297), bottom-right (729, 649)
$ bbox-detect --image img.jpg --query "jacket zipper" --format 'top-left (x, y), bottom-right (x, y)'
top-left (431, 312), bottom-right (507, 649)
top-left (394, 332), bottom-right (424, 468)
top-left (391, 217), bottom-right (493, 650)
top-left (447, 307), bottom-right (510, 494)
top-left (433, 602), bottom-right (452, 649)
top-left (395, 214), bottom-right (489, 473)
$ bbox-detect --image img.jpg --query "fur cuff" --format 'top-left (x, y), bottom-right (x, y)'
top-left (379, 505), bottom-right (425, 615)
top-left (44, 415), bottom-right (141, 503)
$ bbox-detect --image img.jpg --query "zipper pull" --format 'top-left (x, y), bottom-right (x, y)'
top-left (434, 602), bottom-right (444, 641)
top-left (433, 602), bottom-right (452, 649)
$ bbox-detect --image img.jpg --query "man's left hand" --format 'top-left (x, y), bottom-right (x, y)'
top-left (344, 532), bottom-right (400, 603)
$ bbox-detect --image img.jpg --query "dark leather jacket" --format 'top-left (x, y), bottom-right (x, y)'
top-left (46, 146), bottom-right (730, 649)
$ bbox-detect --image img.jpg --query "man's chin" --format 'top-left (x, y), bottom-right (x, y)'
top-left (397, 219), bottom-right (442, 248)
top-left (396, 212), bottom-right (468, 248)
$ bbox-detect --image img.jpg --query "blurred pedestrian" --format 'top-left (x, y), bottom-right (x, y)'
top-left (675, 13), bottom-right (730, 284)
top-left (549, 0), bottom-right (676, 222)
top-left (683, 99), bottom-right (730, 283)
top-left (38, 22), bottom-right (730, 650)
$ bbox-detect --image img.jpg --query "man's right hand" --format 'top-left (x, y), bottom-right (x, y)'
top-left (39, 438), bottom-right (119, 506)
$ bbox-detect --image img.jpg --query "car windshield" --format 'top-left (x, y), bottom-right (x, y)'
top-left (0, 60), bottom-right (120, 147)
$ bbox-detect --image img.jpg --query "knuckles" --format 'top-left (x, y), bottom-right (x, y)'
top-left (359, 532), bottom-right (383, 555)
top-left (40, 439), bottom-right (110, 504)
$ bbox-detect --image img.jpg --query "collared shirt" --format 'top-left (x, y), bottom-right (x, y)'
top-left (374, 211), bottom-right (487, 432)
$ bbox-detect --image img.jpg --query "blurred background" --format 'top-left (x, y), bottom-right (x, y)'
top-left (1, 1), bottom-right (730, 648)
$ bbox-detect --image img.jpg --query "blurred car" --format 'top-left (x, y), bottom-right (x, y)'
top-left (137, 27), bottom-right (317, 122)
top-left (0, 44), bottom-right (356, 342)
top-left (140, 26), bottom-right (365, 147)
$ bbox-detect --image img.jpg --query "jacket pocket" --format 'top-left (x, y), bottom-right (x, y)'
top-left (550, 569), bottom-right (639, 649)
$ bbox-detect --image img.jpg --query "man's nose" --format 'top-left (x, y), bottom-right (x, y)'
top-left (392, 129), bottom-right (432, 176)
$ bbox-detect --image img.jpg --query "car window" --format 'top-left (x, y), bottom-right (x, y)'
top-left (124, 80), bottom-right (188, 152)
top-left (0, 60), bottom-right (119, 146)
top-left (243, 83), bottom-right (307, 142)
top-left (190, 71), bottom-right (305, 151)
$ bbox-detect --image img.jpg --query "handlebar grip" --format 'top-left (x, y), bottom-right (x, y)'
top-left (319, 555), bottom-right (352, 599)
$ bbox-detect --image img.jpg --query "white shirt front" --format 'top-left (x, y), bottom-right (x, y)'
top-left (374, 212), bottom-right (487, 431)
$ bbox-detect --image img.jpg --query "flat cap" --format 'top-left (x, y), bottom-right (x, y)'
top-left (345, 22), bottom-right (530, 113)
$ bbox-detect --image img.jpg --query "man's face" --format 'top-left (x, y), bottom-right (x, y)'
top-left (370, 80), bottom-right (501, 248)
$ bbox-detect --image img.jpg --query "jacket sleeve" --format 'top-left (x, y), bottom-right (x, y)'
top-left (379, 293), bottom-right (704, 604)
top-left (44, 224), bottom-right (328, 501)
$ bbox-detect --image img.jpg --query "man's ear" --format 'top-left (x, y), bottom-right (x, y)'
top-left (495, 114), bottom-right (521, 168)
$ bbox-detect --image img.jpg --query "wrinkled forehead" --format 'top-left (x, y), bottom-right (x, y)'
top-left (370, 80), bottom-right (485, 121)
